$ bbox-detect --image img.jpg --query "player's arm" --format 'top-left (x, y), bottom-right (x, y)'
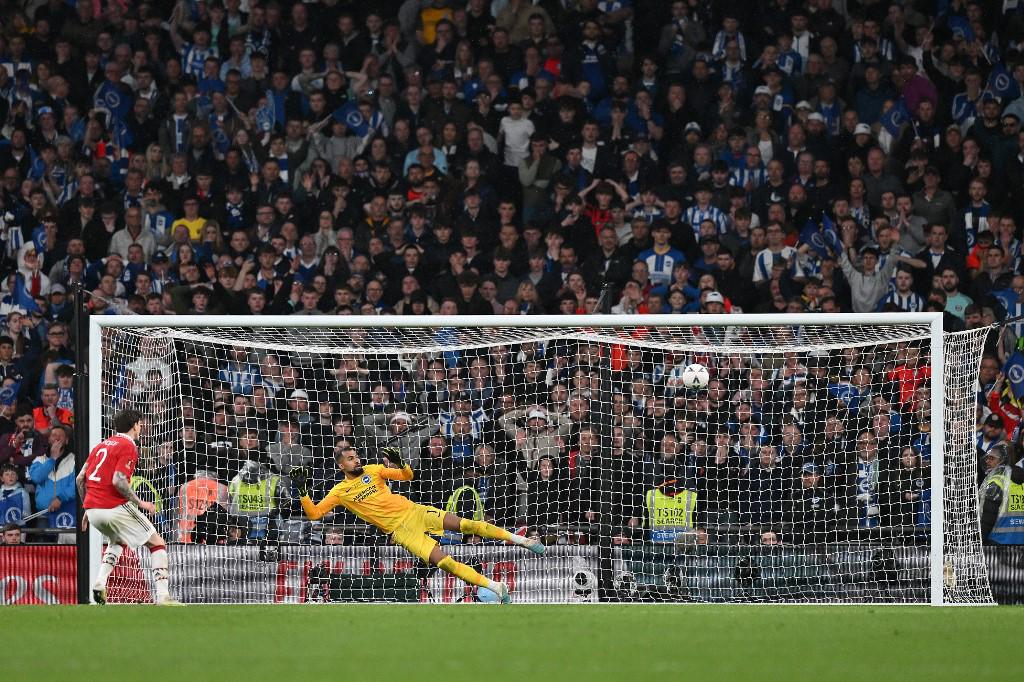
top-left (113, 470), bottom-right (155, 512)
top-left (379, 448), bottom-right (414, 481)
top-left (289, 467), bottom-right (342, 520)
top-left (75, 467), bottom-right (86, 502)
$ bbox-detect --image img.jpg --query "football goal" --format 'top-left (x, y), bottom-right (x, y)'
top-left (87, 313), bottom-right (993, 604)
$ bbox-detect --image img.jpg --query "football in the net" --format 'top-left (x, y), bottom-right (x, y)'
top-left (680, 363), bottom-right (710, 390)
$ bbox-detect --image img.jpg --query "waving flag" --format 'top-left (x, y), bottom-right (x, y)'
top-left (11, 273), bottom-right (41, 315)
top-left (947, 15), bottom-right (975, 43)
top-left (111, 117), bottom-right (134, 151)
top-left (1003, 350), bottom-right (1024, 400)
top-left (254, 100), bottom-right (275, 134)
top-left (332, 101), bottom-right (369, 136)
top-left (821, 213), bottom-right (842, 254)
top-left (799, 218), bottom-right (830, 259)
top-left (28, 146), bottom-right (45, 181)
top-left (880, 99), bottom-right (910, 138)
top-left (987, 63), bottom-right (1021, 100)
top-left (93, 81), bottom-right (132, 123)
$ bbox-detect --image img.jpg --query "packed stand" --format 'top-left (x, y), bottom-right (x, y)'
top-left (0, 0), bottom-right (1017, 546)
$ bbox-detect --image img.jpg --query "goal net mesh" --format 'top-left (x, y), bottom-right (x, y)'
top-left (94, 321), bottom-right (993, 604)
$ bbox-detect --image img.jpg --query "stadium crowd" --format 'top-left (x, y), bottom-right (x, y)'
top-left (0, 0), bottom-right (1022, 549)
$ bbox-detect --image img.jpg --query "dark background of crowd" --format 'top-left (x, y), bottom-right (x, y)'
top-left (0, 0), bottom-right (1017, 548)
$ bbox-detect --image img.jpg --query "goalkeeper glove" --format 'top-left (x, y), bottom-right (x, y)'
top-left (289, 466), bottom-right (310, 497)
top-left (381, 447), bottom-right (405, 467)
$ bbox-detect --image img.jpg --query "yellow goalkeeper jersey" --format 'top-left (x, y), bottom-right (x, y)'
top-left (300, 464), bottom-right (415, 533)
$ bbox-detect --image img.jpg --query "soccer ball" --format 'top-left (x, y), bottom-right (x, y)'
top-left (477, 586), bottom-right (501, 603)
top-left (680, 363), bottom-right (710, 390)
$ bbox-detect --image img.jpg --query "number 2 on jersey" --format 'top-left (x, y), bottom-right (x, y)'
top-left (87, 448), bottom-right (109, 482)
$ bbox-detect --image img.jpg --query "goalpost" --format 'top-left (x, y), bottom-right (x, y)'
top-left (87, 313), bottom-right (994, 605)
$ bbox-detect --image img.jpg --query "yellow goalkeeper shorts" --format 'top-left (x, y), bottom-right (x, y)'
top-left (389, 504), bottom-right (446, 563)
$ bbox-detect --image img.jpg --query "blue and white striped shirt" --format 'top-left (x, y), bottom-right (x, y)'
top-left (683, 204), bottom-right (728, 235)
top-left (180, 43), bottom-right (218, 78)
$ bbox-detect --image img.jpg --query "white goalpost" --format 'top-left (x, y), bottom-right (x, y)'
top-left (87, 313), bottom-right (994, 605)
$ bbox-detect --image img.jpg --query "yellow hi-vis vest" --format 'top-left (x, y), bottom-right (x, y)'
top-left (982, 467), bottom-right (1024, 544)
top-left (130, 475), bottom-right (163, 514)
top-left (442, 485), bottom-right (484, 543)
top-left (645, 486), bottom-right (697, 543)
top-left (228, 476), bottom-right (279, 515)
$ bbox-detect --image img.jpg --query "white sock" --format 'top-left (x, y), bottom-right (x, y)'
top-left (151, 547), bottom-right (170, 601)
top-left (95, 544), bottom-right (124, 588)
top-left (506, 533), bottom-right (530, 547)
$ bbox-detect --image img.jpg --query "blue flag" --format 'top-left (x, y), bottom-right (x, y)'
top-left (254, 100), bottom-right (275, 134)
top-left (332, 101), bottom-right (369, 136)
top-left (28, 146), bottom-right (45, 181)
top-left (987, 63), bottom-right (1021, 101)
top-left (821, 213), bottom-right (842, 253)
top-left (93, 80), bottom-right (132, 123)
top-left (799, 218), bottom-right (830, 259)
top-left (12, 273), bottom-right (41, 315)
top-left (880, 99), bottom-right (910, 138)
top-left (1003, 350), bottom-right (1024, 400)
top-left (947, 15), bottom-right (975, 43)
top-left (0, 383), bottom-right (19, 407)
top-left (111, 116), bottom-right (134, 151)
top-left (209, 113), bottom-right (231, 155)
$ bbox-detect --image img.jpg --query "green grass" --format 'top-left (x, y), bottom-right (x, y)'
top-left (2, 604), bottom-right (1017, 681)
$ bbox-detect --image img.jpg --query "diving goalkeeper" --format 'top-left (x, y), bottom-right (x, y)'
top-left (290, 445), bottom-right (544, 603)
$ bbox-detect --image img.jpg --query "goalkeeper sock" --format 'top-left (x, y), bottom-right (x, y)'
top-left (458, 518), bottom-right (524, 545)
top-left (95, 544), bottom-right (125, 588)
top-left (437, 555), bottom-right (494, 590)
top-left (150, 545), bottom-right (170, 601)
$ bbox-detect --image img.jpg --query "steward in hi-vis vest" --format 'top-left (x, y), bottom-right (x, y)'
top-left (644, 479), bottom-right (697, 543)
top-left (979, 443), bottom-right (1024, 545)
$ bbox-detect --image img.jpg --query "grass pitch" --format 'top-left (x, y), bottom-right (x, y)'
top-left (3, 604), bottom-right (1016, 681)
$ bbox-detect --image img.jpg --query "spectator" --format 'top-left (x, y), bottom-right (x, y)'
top-left (226, 460), bottom-right (285, 540)
top-left (266, 418), bottom-right (312, 475)
top-left (1, 522), bottom-right (22, 544)
top-left (0, 407), bottom-right (48, 468)
top-left (525, 455), bottom-right (565, 529)
top-left (0, 463), bottom-right (30, 527)
top-left (32, 384), bottom-right (72, 437)
top-left (27, 424), bottom-right (75, 542)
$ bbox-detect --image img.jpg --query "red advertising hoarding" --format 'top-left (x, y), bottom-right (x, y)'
top-left (0, 545), bottom-right (77, 605)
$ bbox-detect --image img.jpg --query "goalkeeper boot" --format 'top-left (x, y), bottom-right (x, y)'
top-left (494, 581), bottom-right (512, 605)
top-left (523, 537), bottom-right (546, 556)
top-left (91, 585), bottom-right (107, 605)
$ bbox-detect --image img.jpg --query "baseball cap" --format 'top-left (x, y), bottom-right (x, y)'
top-left (795, 100), bottom-right (812, 111)
top-left (390, 411), bottom-right (412, 424)
top-left (754, 85), bottom-right (772, 97)
top-left (854, 123), bottom-right (872, 136)
top-left (37, 106), bottom-right (54, 118)
top-left (704, 291), bottom-right (725, 304)
top-left (527, 409), bottom-right (548, 422)
top-left (289, 389), bottom-right (309, 400)
top-left (984, 414), bottom-right (1003, 427)
top-left (684, 122), bottom-right (702, 134)
top-left (807, 112), bottom-right (825, 123)
top-left (50, 284), bottom-right (67, 295)
top-left (151, 251), bottom-right (169, 263)
top-left (801, 462), bottom-right (821, 475)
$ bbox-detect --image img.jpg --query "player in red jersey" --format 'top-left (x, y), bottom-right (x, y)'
top-left (76, 409), bottom-right (178, 605)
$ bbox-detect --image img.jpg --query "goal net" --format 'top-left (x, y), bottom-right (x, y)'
top-left (89, 314), bottom-right (994, 604)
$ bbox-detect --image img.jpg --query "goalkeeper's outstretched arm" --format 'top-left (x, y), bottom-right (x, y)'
top-left (289, 467), bottom-right (339, 521)
top-left (379, 447), bottom-right (414, 481)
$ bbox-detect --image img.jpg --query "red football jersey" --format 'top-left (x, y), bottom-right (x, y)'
top-left (83, 434), bottom-right (139, 509)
